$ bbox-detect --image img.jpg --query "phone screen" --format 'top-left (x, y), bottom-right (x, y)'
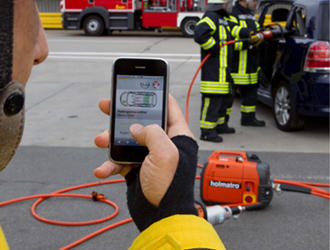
top-left (113, 74), bottom-right (164, 146)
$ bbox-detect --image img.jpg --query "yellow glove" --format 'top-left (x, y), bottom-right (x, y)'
top-left (249, 33), bottom-right (264, 46)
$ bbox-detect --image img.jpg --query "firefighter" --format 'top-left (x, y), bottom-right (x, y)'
top-left (1, 1), bottom-right (224, 248)
top-left (194, 0), bottom-right (251, 143)
top-left (231, 0), bottom-right (266, 126)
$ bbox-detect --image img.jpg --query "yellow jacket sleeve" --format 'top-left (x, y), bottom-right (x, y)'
top-left (0, 225), bottom-right (9, 250)
top-left (129, 214), bottom-right (226, 250)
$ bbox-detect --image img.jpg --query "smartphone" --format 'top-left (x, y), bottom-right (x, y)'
top-left (110, 57), bottom-right (169, 164)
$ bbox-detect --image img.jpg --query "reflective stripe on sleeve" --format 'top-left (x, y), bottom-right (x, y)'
top-left (201, 37), bottom-right (216, 50)
top-left (231, 25), bottom-right (241, 38)
top-left (197, 16), bottom-right (216, 34)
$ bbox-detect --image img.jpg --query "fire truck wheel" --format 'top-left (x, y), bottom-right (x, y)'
top-left (83, 15), bottom-right (105, 36)
top-left (181, 18), bottom-right (199, 37)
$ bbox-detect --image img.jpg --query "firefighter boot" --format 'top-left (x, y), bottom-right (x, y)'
top-left (200, 129), bottom-right (223, 143)
top-left (216, 123), bottom-right (236, 134)
top-left (216, 115), bottom-right (235, 134)
top-left (241, 114), bottom-right (266, 127)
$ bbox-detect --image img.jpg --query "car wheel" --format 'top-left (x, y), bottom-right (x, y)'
top-left (273, 82), bottom-right (304, 131)
top-left (181, 18), bottom-right (198, 37)
top-left (83, 15), bottom-right (105, 36)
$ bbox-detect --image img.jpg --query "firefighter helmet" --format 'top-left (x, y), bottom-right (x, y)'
top-left (206, 0), bottom-right (231, 11)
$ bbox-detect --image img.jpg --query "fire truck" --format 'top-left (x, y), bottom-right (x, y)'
top-left (60, 0), bottom-right (206, 36)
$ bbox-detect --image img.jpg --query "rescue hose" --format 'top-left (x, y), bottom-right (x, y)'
top-left (0, 179), bottom-right (132, 250)
top-left (273, 179), bottom-right (330, 199)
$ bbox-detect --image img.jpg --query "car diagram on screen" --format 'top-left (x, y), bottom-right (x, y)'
top-left (120, 91), bottom-right (157, 108)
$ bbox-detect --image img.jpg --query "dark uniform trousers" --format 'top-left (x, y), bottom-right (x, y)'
top-left (200, 93), bottom-right (234, 134)
top-left (235, 84), bottom-right (258, 120)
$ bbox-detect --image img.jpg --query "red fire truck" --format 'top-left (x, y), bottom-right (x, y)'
top-left (60, 0), bottom-right (206, 36)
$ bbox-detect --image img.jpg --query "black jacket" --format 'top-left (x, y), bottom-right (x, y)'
top-left (194, 9), bottom-right (249, 94)
top-left (231, 2), bottom-right (261, 85)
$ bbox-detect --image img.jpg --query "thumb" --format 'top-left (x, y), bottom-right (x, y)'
top-left (129, 123), bottom-right (147, 146)
top-left (129, 123), bottom-right (179, 169)
top-left (129, 123), bottom-right (171, 153)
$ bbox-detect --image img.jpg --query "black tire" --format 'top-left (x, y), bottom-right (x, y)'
top-left (83, 15), bottom-right (105, 36)
top-left (181, 18), bottom-right (199, 37)
top-left (273, 82), bottom-right (304, 131)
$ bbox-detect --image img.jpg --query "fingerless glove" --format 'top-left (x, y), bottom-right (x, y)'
top-left (125, 135), bottom-right (199, 232)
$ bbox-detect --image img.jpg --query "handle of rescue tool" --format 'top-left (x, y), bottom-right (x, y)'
top-left (211, 150), bottom-right (248, 162)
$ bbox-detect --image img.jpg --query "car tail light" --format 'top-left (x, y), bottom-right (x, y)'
top-left (304, 41), bottom-right (330, 72)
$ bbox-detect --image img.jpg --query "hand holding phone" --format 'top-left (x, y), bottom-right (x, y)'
top-left (94, 95), bottom-right (194, 205)
top-left (110, 58), bottom-right (169, 164)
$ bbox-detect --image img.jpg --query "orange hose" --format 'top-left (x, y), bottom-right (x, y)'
top-left (59, 218), bottom-right (133, 250)
top-left (273, 179), bottom-right (330, 199)
top-left (185, 53), bottom-right (211, 123)
top-left (0, 179), bottom-right (131, 249)
top-left (292, 181), bottom-right (330, 188)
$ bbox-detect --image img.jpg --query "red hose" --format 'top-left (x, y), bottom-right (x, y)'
top-left (0, 179), bottom-right (133, 249)
top-left (273, 178), bottom-right (330, 199)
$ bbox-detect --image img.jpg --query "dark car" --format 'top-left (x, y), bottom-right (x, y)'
top-left (256, 0), bottom-right (329, 131)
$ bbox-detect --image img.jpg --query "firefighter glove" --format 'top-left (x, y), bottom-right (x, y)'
top-left (249, 33), bottom-right (264, 46)
top-left (125, 135), bottom-right (198, 232)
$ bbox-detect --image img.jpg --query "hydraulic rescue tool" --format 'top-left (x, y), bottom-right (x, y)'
top-left (200, 151), bottom-right (273, 208)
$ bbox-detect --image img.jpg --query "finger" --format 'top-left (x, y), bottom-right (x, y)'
top-left (98, 99), bottom-right (111, 115)
top-left (94, 130), bottom-right (109, 148)
top-left (167, 94), bottom-right (194, 139)
top-left (94, 161), bottom-right (133, 178)
top-left (94, 161), bottom-right (118, 178)
top-left (130, 123), bottom-right (177, 158)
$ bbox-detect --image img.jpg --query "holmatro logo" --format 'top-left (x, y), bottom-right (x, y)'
top-left (209, 180), bottom-right (241, 189)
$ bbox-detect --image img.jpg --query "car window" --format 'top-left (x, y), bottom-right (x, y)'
top-left (256, 3), bottom-right (292, 27)
top-left (319, 2), bottom-right (329, 41)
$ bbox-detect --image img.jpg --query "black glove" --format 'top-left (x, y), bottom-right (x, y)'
top-left (125, 135), bottom-right (198, 232)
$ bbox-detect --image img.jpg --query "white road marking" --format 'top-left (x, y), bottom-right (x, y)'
top-left (49, 51), bottom-right (200, 57)
top-left (48, 39), bottom-right (146, 43)
top-left (47, 52), bottom-right (200, 62)
top-left (47, 56), bottom-right (200, 62)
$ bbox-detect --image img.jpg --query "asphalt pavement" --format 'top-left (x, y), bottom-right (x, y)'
top-left (0, 30), bottom-right (329, 250)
